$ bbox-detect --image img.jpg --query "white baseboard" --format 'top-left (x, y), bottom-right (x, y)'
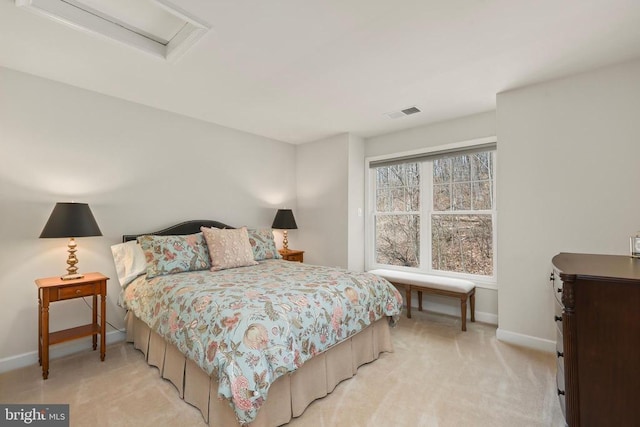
top-left (414, 300), bottom-right (498, 325)
top-left (0, 330), bottom-right (126, 375)
top-left (496, 328), bottom-right (555, 353)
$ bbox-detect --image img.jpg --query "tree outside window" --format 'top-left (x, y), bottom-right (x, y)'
top-left (374, 163), bottom-right (420, 267)
top-left (373, 150), bottom-right (495, 277)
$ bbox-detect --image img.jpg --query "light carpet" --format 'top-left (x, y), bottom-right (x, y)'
top-left (0, 310), bottom-right (564, 426)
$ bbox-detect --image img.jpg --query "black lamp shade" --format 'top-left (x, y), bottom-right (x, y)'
top-left (271, 209), bottom-right (297, 230)
top-left (40, 202), bottom-right (102, 238)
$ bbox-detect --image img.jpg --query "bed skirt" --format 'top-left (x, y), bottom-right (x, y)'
top-left (125, 313), bottom-right (394, 426)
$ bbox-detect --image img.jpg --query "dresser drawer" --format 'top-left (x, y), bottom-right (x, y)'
top-left (57, 284), bottom-right (96, 300)
top-left (556, 357), bottom-right (566, 416)
top-left (554, 297), bottom-right (564, 337)
top-left (557, 369), bottom-right (566, 419)
top-left (552, 266), bottom-right (566, 420)
top-left (551, 269), bottom-right (563, 305)
top-left (556, 326), bottom-right (564, 358)
top-left (554, 297), bottom-right (563, 320)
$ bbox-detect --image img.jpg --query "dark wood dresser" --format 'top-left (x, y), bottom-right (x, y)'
top-left (551, 253), bottom-right (640, 426)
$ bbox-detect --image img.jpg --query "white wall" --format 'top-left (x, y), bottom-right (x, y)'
top-left (366, 111), bottom-right (496, 157)
top-left (295, 134), bottom-right (349, 268)
top-left (295, 133), bottom-right (366, 270)
top-left (364, 111), bottom-right (499, 324)
top-left (0, 67), bottom-right (296, 370)
top-left (347, 134), bottom-right (365, 271)
top-left (496, 59), bottom-right (640, 349)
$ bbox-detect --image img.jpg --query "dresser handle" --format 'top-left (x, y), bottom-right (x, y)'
top-left (549, 272), bottom-right (554, 281)
top-left (557, 351), bottom-right (564, 358)
top-left (557, 389), bottom-right (565, 396)
top-left (557, 288), bottom-right (562, 293)
top-left (75, 289), bottom-right (81, 294)
top-left (554, 315), bottom-right (562, 322)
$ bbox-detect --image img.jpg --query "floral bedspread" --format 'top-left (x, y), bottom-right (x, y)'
top-left (122, 260), bottom-right (402, 424)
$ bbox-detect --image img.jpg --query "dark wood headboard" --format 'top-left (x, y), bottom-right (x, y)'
top-left (123, 220), bottom-right (234, 242)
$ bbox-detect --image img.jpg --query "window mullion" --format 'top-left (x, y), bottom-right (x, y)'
top-left (432, 209), bottom-right (493, 215)
top-left (420, 161), bottom-right (431, 272)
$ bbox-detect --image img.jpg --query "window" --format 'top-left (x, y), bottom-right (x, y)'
top-left (374, 163), bottom-right (420, 267)
top-left (369, 142), bottom-right (496, 280)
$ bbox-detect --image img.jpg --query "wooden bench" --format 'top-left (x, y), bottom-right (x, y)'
top-left (369, 269), bottom-right (476, 331)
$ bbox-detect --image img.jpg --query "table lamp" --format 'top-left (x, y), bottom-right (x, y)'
top-left (40, 202), bottom-right (102, 280)
top-left (271, 209), bottom-right (297, 251)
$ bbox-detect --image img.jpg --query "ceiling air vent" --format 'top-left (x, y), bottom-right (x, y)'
top-left (385, 106), bottom-right (421, 119)
top-left (401, 106), bottom-right (421, 115)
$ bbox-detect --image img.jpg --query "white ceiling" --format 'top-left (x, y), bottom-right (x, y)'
top-left (2, 0), bottom-right (640, 144)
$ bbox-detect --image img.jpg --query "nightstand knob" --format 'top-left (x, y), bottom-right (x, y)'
top-left (75, 289), bottom-right (81, 294)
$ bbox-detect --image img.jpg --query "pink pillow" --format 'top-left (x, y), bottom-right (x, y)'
top-left (201, 226), bottom-right (258, 271)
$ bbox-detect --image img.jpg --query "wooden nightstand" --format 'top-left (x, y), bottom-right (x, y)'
top-left (279, 249), bottom-right (304, 263)
top-left (35, 272), bottom-right (108, 379)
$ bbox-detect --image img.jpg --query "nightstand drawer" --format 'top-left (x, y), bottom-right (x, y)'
top-left (283, 252), bottom-right (303, 262)
top-left (57, 284), bottom-right (96, 300)
top-left (279, 249), bottom-right (304, 263)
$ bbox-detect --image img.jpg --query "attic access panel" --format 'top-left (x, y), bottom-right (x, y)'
top-left (16, 0), bottom-right (210, 61)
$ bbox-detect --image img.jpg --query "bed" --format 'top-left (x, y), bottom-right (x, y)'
top-left (115, 220), bottom-right (403, 426)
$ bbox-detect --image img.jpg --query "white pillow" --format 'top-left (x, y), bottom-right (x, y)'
top-left (111, 240), bottom-right (147, 287)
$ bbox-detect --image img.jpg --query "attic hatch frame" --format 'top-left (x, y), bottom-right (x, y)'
top-left (15, 0), bottom-right (210, 61)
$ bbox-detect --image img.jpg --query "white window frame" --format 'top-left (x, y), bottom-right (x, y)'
top-left (365, 136), bottom-right (497, 290)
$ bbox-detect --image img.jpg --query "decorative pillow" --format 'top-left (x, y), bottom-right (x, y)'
top-left (110, 240), bottom-right (147, 287)
top-left (247, 228), bottom-right (282, 261)
top-left (137, 233), bottom-right (210, 279)
top-left (201, 226), bottom-right (259, 271)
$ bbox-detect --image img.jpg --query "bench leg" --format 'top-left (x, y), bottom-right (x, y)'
top-left (470, 290), bottom-right (475, 323)
top-left (405, 287), bottom-right (412, 319)
top-left (460, 296), bottom-right (467, 331)
top-left (417, 290), bottom-right (423, 312)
